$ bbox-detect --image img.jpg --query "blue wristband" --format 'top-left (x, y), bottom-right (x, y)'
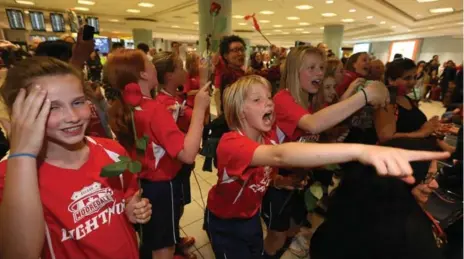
top-left (8, 153), bottom-right (37, 159)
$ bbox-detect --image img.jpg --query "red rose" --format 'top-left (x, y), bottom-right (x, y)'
top-left (123, 83), bottom-right (143, 107)
top-left (210, 2), bottom-right (221, 16)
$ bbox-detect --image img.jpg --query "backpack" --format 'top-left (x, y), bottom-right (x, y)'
top-left (200, 114), bottom-right (230, 171)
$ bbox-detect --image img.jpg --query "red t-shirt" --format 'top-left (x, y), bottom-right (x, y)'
top-left (335, 70), bottom-right (362, 97)
top-left (86, 102), bottom-right (109, 138)
top-left (134, 97), bottom-right (185, 181)
top-left (0, 137), bottom-right (139, 259)
top-left (156, 91), bottom-right (192, 133)
top-left (183, 75), bottom-right (200, 108)
top-left (273, 89), bottom-right (320, 143)
top-left (207, 130), bottom-right (278, 219)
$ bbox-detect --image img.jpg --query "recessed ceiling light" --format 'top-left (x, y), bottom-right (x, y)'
top-left (326, 0), bottom-right (334, 3)
top-left (77, 0), bottom-right (95, 5)
top-left (349, 9), bottom-right (356, 12)
top-left (126, 9), bottom-right (140, 13)
top-left (282, 32), bottom-right (290, 34)
top-left (295, 28), bottom-right (304, 31)
top-left (259, 20), bottom-right (270, 23)
top-left (287, 16), bottom-right (300, 20)
top-left (417, 0), bottom-right (438, 2)
top-left (428, 26), bottom-right (435, 29)
top-left (321, 13), bottom-right (337, 17)
top-left (429, 8), bottom-right (454, 14)
top-left (193, 21), bottom-right (199, 24)
top-left (380, 21), bottom-right (386, 24)
top-left (273, 29), bottom-right (282, 32)
top-left (74, 7), bottom-right (89, 11)
top-left (138, 2), bottom-right (154, 8)
top-left (24, 10), bottom-right (29, 13)
top-left (296, 5), bottom-right (313, 10)
top-left (416, 14), bottom-right (423, 17)
top-left (265, 33), bottom-right (272, 35)
top-left (171, 25), bottom-right (180, 28)
top-left (260, 10), bottom-right (274, 15)
top-left (15, 0), bottom-right (34, 5)
top-left (238, 23), bottom-right (247, 25)
top-left (16, 0), bottom-right (36, 5)
top-left (341, 18), bottom-right (355, 23)
top-left (299, 22), bottom-right (310, 25)
top-left (109, 19), bottom-right (119, 22)
top-left (366, 16), bottom-right (374, 19)
top-left (302, 31), bottom-right (311, 34)
top-left (112, 31), bottom-right (120, 34)
top-left (273, 24), bottom-right (283, 27)
top-left (391, 25), bottom-right (396, 28)
top-left (320, 26), bottom-right (324, 29)
top-left (232, 15), bottom-right (244, 19)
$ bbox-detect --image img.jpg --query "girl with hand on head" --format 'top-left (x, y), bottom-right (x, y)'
top-left (204, 75), bottom-right (449, 259)
top-left (0, 56), bottom-right (151, 259)
top-left (107, 49), bottom-right (210, 259)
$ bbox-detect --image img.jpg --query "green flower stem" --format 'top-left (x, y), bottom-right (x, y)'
top-left (130, 109), bottom-right (143, 243)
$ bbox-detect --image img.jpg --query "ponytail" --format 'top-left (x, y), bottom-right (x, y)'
top-left (108, 99), bottom-right (134, 149)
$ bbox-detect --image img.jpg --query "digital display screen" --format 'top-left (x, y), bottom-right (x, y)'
top-left (50, 13), bottom-right (65, 32)
top-left (6, 9), bottom-right (25, 30)
top-left (29, 11), bottom-right (46, 31)
top-left (94, 37), bottom-right (109, 54)
top-left (86, 17), bottom-right (99, 33)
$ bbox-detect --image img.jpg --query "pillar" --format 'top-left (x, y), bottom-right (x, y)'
top-left (197, 0), bottom-right (232, 55)
top-left (132, 28), bottom-right (153, 48)
top-left (242, 37), bottom-right (251, 69)
top-left (323, 25), bottom-right (344, 58)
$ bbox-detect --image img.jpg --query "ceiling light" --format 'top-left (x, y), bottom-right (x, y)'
top-left (391, 25), bottom-right (396, 28)
top-left (273, 29), bottom-right (282, 32)
top-left (74, 7), bottom-right (89, 11)
top-left (366, 16), bottom-right (374, 19)
top-left (349, 9), bottom-right (356, 12)
top-left (407, 29), bottom-right (412, 32)
top-left (273, 24), bottom-right (282, 27)
top-left (296, 5), bottom-right (313, 10)
top-left (232, 15), bottom-right (244, 18)
top-left (109, 19), bottom-right (119, 22)
top-left (126, 9), bottom-right (140, 13)
top-left (77, 0), bottom-right (95, 5)
top-left (326, 0), bottom-right (334, 3)
top-left (238, 23), bottom-right (247, 25)
top-left (265, 33), bottom-right (272, 35)
top-left (259, 20), bottom-right (270, 23)
top-left (417, 0), bottom-right (438, 2)
top-left (260, 10), bottom-right (274, 15)
top-left (299, 22), bottom-right (310, 26)
top-left (429, 8), bottom-right (454, 14)
top-left (15, 0), bottom-right (34, 5)
top-left (380, 21), bottom-right (386, 24)
top-left (171, 25), bottom-right (180, 28)
top-left (112, 31), bottom-right (120, 34)
top-left (24, 10), bottom-right (29, 13)
top-left (287, 16), bottom-right (300, 20)
top-left (295, 28), bottom-right (304, 31)
top-left (341, 18), bottom-right (355, 23)
top-left (428, 26), bottom-right (435, 29)
top-left (416, 14), bottom-right (423, 17)
top-left (321, 13), bottom-right (337, 17)
top-left (320, 26), bottom-right (324, 29)
top-left (138, 2), bottom-right (154, 8)
top-left (302, 31), bottom-right (311, 34)
top-left (282, 32), bottom-right (290, 34)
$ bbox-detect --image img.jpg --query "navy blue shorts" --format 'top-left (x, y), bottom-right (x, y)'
top-left (261, 187), bottom-right (307, 232)
top-left (176, 163), bottom-right (194, 205)
top-left (204, 209), bottom-right (263, 259)
top-left (139, 178), bottom-right (182, 254)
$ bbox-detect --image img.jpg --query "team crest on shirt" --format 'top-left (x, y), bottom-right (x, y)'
top-left (68, 182), bottom-right (115, 223)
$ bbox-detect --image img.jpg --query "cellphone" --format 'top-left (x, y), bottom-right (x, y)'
top-left (387, 86), bottom-right (397, 105)
top-left (83, 25), bottom-right (95, 41)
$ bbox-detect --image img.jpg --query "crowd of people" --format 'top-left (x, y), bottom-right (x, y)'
top-left (0, 28), bottom-right (461, 259)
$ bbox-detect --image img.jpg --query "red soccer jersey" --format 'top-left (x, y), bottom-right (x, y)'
top-left (134, 97), bottom-right (185, 181)
top-left (273, 89), bottom-right (320, 143)
top-left (156, 91), bottom-right (192, 133)
top-left (183, 75), bottom-right (200, 108)
top-left (206, 130), bottom-right (278, 219)
top-left (0, 137), bottom-right (139, 259)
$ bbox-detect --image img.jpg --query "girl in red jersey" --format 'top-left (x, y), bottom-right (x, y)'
top-left (0, 56), bottom-right (151, 259)
top-left (107, 50), bottom-right (210, 259)
top-left (204, 74), bottom-right (449, 259)
top-left (264, 46), bottom-right (389, 258)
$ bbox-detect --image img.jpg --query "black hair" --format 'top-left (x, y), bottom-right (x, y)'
top-left (384, 58), bottom-right (416, 84)
top-left (35, 40), bottom-right (73, 62)
top-left (137, 43), bottom-right (150, 53)
top-left (111, 42), bottom-right (124, 51)
top-left (219, 35), bottom-right (246, 63)
top-left (393, 53), bottom-right (403, 60)
top-left (171, 41), bottom-right (179, 48)
top-left (417, 60), bottom-right (426, 66)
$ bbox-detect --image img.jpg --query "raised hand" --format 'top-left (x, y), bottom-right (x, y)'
top-left (364, 81), bottom-right (389, 108)
top-left (9, 86), bottom-right (50, 156)
top-left (357, 145), bottom-right (450, 184)
top-left (194, 81), bottom-right (212, 112)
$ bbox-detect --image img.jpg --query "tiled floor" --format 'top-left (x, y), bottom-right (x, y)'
top-left (183, 101), bottom-right (447, 259)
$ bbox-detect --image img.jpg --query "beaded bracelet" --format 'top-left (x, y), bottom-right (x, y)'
top-left (8, 153), bottom-right (37, 159)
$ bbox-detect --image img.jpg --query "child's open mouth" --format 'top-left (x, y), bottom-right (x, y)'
top-left (312, 79), bottom-right (322, 87)
top-left (263, 111), bottom-right (273, 124)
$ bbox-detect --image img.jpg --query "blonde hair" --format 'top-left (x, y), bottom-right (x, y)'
top-left (223, 75), bottom-right (271, 130)
top-left (185, 52), bottom-right (199, 76)
top-left (280, 46), bottom-right (325, 109)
